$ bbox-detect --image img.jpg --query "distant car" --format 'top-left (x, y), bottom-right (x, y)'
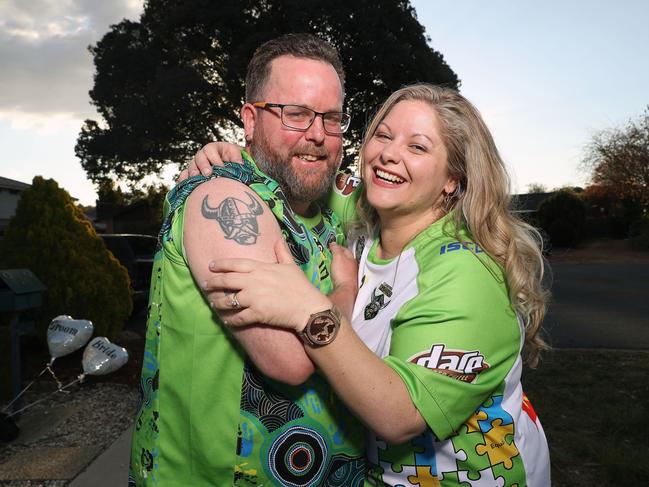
top-left (100, 234), bottom-right (157, 312)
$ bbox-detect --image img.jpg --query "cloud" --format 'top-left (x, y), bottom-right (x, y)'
top-left (0, 109), bottom-right (82, 135)
top-left (0, 0), bottom-right (143, 129)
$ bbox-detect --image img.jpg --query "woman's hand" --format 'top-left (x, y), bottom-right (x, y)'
top-left (178, 142), bottom-right (245, 181)
top-left (205, 240), bottom-right (332, 332)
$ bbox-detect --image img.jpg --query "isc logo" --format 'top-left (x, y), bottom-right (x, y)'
top-left (439, 241), bottom-right (485, 255)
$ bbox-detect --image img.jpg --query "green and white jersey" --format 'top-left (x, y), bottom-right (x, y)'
top-left (350, 213), bottom-right (550, 486)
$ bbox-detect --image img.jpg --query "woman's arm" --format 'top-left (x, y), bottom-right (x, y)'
top-left (303, 312), bottom-right (427, 444)
top-left (206, 241), bottom-right (426, 444)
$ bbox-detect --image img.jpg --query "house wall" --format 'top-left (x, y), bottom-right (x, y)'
top-left (0, 188), bottom-right (22, 220)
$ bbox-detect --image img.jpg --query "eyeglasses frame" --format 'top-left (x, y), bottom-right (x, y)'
top-left (252, 102), bottom-right (351, 135)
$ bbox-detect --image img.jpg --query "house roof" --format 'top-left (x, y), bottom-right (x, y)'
top-left (0, 176), bottom-right (31, 191)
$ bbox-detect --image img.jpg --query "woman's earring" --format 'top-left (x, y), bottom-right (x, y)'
top-left (442, 182), bottom-right (463, 213)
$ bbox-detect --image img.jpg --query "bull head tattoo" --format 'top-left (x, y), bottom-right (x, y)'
top-left (201, 192), bottom-right (264, 245)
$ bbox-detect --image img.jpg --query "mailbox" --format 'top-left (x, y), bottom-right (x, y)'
top-left (0, 269), bottom-right (46, 312)
top-left (0, 269), bottom-right (46, 415)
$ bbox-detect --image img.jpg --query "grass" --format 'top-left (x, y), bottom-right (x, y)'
top-left (522, 349), bottom-right (649, 486)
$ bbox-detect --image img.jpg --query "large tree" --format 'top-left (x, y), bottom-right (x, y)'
top-left (76, 0), bottom-right (459, 184)
top-left (583, 106), bottom-right (649, 212)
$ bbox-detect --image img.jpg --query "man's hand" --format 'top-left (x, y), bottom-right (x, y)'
top-left (327, 242), bottom-right (358, 319)
top-left (178, 142), bottom-right (245, 182)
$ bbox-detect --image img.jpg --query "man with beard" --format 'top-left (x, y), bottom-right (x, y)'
top-left (129, 34), bottom-right (365, 486)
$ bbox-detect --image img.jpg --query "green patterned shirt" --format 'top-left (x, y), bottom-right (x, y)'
top-left (129, 152), bottom-right (365, 486)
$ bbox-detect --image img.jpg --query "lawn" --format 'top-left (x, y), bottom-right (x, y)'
top-left (522, 349), bottom-right (649, 486)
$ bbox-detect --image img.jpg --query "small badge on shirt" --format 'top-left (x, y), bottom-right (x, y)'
top-left (334, 172), bottom-right (362, 196)
top-left (364, 284), bottom-right (392, 320)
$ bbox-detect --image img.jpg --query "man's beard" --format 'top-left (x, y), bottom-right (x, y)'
top-left (250, 132), bottom-right (339, 207)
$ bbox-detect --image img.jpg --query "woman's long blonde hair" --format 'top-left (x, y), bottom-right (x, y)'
top-left (357, 84), bottom-right (549, 366)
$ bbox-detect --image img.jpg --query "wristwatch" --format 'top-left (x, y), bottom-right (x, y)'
top-left (300, 307), bottom-right (341, 347)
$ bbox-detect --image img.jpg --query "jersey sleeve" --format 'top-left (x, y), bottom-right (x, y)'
top-left (158, 186), bottom-right (189, 263)
top-left (326, 171), bottom-right (362, 226)
top-left (384, 246), bottom-right (522, 440)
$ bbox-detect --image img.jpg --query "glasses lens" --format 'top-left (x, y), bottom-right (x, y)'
top-left (278, 105), bottom-right (350, 134)
top-left (281, 105), bottom-right (314, 130)
top-left (323, 113), bottom-right (350, 134)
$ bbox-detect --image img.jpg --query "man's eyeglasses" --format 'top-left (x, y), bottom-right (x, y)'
top-left (252, 102), bottom-right (351, 135)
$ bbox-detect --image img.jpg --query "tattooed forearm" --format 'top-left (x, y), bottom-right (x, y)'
top-left (201, 192), bottom-right (264, 245)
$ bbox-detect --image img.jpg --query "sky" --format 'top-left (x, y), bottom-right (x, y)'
top-left (0, 0), bottom-right (648, 205)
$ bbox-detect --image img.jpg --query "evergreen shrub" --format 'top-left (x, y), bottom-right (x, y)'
top-left (0, 177), bottom-right (132, 340)
top-left (537, 189), bottom-right (587, 248)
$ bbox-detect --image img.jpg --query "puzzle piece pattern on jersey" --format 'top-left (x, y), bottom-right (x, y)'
top-left (457, 467), bottom-right (505, 487)
top-left (475, 419), bottom-right (519, 470)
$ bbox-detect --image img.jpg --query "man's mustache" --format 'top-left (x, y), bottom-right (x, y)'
top-left (289, 145), bottom-right (329, 158)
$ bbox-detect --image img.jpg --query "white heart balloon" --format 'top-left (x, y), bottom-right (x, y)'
top-left (47, 316), bottom-right (94, 359)
top-left (82, 337), bottom-right (129, 376)
top-left (53, 315), bottom-right (73, 321)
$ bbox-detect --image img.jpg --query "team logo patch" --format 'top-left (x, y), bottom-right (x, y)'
top-left (334, 172), bottom-right (361, 196)
top-left (409, 344), bottom-right (489, 383)
top-left (363, 283), bottom-right (393, 320)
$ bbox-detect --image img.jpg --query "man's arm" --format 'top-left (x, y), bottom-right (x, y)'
top-left (184, 177), bottom-right (315, 385)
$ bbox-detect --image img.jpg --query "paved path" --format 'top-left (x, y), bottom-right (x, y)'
top-left (69, 425), bottom-right (132, 487)
top-left (544, 261), bottom-right (649, 349)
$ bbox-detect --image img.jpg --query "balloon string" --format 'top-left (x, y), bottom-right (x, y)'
top-left (46, 363), bottom-right (65, 391)
top-left (1, 367), bottom-right (48, 414)
top-left (5, 377), bottom-right (82, 418)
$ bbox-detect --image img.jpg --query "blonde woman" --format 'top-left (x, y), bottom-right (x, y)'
top-left (201, 84), bottom-right (551, 486)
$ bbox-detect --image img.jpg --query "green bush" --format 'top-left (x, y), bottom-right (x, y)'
top-left (537, 189), bottom-right (587, 247)
top-left (629, 217), bottom-right (649, 250)
top-left (0, 176), bottom-right (132, 340)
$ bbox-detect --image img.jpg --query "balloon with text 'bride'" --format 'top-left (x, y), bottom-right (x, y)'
top-left (46, 315), bottom-right (93, 361)
top-left (81, 337), bottom-right (129, 376)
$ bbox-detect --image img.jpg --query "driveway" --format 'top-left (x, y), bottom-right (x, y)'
top-left (543, 242), bottom-right (649, 349)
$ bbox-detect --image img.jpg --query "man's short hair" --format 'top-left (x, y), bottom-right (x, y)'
top-left (245, 33), bottom-right (345, 102)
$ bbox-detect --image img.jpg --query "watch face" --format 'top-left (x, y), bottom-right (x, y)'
top-left (305, 309), bottom-right (340, 345)
top-left (310, 315), bottom-right (337, 343)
